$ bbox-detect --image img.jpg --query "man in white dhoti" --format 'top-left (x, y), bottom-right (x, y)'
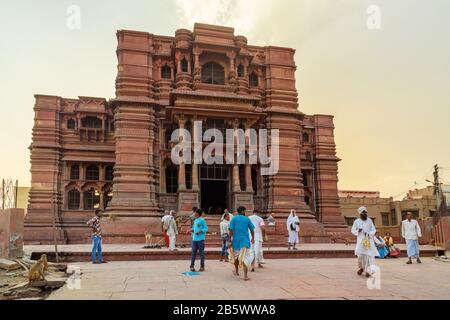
top-left (351, 207), bottom-right (379, 277)
top-left (287, 210), bottom-right (300, 250)
top-left (249, 210), bottom-right (267, 270)
top-left (402, 211), bottom-right (422, 264)
top-left (161, 210), bottom-right (178, 251)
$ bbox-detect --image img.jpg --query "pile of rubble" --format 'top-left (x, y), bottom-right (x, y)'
top-left (0, 254), bottom-right (69, 300)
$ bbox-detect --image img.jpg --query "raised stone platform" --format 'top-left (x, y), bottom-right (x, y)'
top-left (25, 244), bottom-right (440, 263)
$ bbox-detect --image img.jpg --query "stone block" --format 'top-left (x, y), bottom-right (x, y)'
top-left (0, 258), bottom-right (20, 271)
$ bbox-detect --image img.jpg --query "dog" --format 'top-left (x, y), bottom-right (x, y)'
top-left (144, 231), bottom-right (153, 246)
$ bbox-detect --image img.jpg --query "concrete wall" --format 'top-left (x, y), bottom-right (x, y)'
top-left (0, 209), bottom-right (24, 258)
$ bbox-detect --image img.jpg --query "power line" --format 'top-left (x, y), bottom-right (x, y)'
top-left (392, 165), bottom-right (435, 199)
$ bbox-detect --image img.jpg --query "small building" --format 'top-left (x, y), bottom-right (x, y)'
top-left (339, 187), bottom-right (441, 228)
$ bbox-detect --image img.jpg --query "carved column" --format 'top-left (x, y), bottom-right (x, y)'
top-left (192, 47), bottom-right (202, 87)
top-left (313, 115), bottom-right (350, 237)
top-left (191, 118), bottom-right (200, 191)
top-left (177, 116), bottom-right (187, 191)
top-left (245, 160), bottom-right (253, 193)
top-left (79, 190), bottom-right (84, 210)
top-left (24, 95), bottom-right (66, 244)
top-left (108, 103), bottom-right (158, 212)
top-left (232, 164), bottom-right (241, 192)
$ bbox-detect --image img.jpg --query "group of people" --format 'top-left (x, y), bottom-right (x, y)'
top-left (86, 205), bottom-right (424, 282)
top-left (373, 232), bottom-right (401, 259)
top-left (188, 206), bottom-right (268, 281)
top-left (351, 207), bottom-right (423, 278)
top-left (86, 206), bottom-right (301, 273)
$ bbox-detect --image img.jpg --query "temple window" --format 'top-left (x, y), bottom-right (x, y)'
top-left (186, 164), bottom-right (192, 190)
top-left (303, 132), bottom-right (310, 143)
top-left (237, 64), bottom-right (245, 77)
top-left (181, 58), bottom-right (189, 73)
top-left (84, 188), bottom-right (100, 210)
top-left (302, 170), bottom-right (309, 187)
top-left (161, 65), bottom-right (171, 79)
top-left (68, 189), bottom-right (80, 210)
top-left (67, 119), bottom-right (76, 130)
top-left (166, 164), bottom-right (178, 194)
top-left (81, 116), bottom-right (102, 129)
top-left (202, 62), bottom-right (225, 85)
top-left (70, 164), bottom-right (80, 180)
top-left (105, 165), bottom-right (114, 181)
top-left (249, 72), bottom-right (258, 87)
top-left (305, 195), bottom-right (311, 206)
top-left (239, 164), bottom-right (246, 191)
top-left (251, 165), bottom-right (258, 195)
top-left (110, 121), bottom-right (115, 132)
top-left (104, 188), bottom-right (113, 209)
top-left (86, 165), bottom-right (99, 181)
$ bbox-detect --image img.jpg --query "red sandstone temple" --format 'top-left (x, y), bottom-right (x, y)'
top-left (24, 23), bottom-right (348, 245)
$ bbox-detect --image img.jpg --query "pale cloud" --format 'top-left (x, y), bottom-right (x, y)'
top-left (175, 0), bottom-right (353, 45)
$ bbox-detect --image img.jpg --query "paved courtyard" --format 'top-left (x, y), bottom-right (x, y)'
top-left (47, 257), bottom-right (450, 300)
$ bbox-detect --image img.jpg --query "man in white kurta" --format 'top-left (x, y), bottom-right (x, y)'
top-left (249, 211), bottom-right (267, 269)
top-left (401, 212), bottom-right (422, 264)
top-left (351, 207), bottom-right (379, 277)
top-left (161, 210), bottom-right (178, 251)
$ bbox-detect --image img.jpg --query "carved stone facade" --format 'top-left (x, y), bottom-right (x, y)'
top-left (24, 23), bottom-right (348, 244)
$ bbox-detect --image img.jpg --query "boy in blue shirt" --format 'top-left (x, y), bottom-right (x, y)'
top-left (189, 209), bottom-right (208, 272)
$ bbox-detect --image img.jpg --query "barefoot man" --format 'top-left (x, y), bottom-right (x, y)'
top-left (249, 210), bottom-right (267, 270)
top-left (229, 206), bottom-right (255, 281)
top-left (402, 211), bottom-right (423, 264)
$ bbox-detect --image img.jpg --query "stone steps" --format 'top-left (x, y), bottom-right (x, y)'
top-left (26, 244), bottom-right (440, 263)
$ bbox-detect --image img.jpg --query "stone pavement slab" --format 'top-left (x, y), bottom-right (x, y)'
top-left (47, 258), bottom-right (450, 300)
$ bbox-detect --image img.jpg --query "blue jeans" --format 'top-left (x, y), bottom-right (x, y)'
top-left (91, 235), bottom-right (103, 263)
top-left (190, 240), bottom-right (205, 268)
top-left (220, 235), bottom-right (229, 258)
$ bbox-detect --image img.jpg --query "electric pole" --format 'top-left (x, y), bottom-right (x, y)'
top-left (429, 164), bottom-right (446, 224)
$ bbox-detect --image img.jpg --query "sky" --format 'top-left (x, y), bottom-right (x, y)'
top-left (0, 0), bottom-right (449, 198)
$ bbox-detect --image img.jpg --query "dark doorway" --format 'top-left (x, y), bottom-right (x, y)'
top-left (200, 164), bottom-right (230, 215)
top-left (201, 180), bottom-right (228, 215)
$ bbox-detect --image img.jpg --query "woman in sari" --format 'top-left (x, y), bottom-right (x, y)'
top-left (374, 232), bottom-right (389, 259)
top-left (384, 232), bottom-right (400, 258)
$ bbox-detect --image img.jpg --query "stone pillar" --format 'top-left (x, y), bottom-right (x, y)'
top-left (192, 48), bottom-right (202, 88)
top-left (245, 161), bottom-right (253, 193)
top-left (312, 115), bottom-right (350, 238)
top-left (24, 95), bottom-right (66, 245)
top-left (227, 51), bottom-right (237, 87)
top-left (79, 190), bottom-right (84, 210)
top-left (177, 116), bottom-right (187, 191)
top-left (232, 164), bottom-right (241, 192)
top-left (108, 104), bottom-right (158, 212)
top-left (192, 164), bottom-right (199, 191)
top-left (176, 116), bottom-right (199, 214)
